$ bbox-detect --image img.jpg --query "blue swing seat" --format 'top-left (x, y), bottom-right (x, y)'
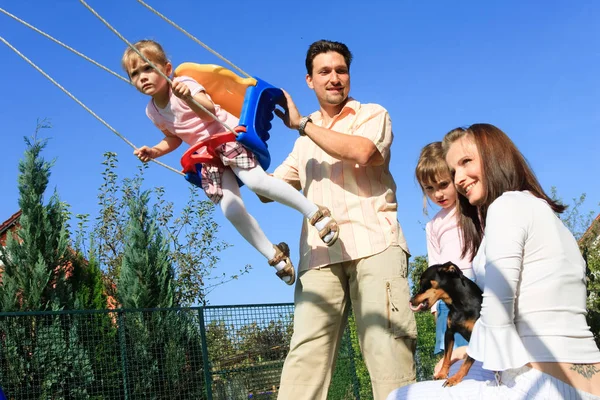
top-left (237, 76), bottom-right (284, 171)
top-left (177, 64), bottom-right (283, 189)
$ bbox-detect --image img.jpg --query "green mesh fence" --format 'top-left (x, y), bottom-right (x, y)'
top-left (0, 308), bottom-right (207, 399)
top-left (0, 304), bottom-right (365, 399)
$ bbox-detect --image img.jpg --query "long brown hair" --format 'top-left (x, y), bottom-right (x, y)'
top-left (442, 123), bottom-right (565, 260)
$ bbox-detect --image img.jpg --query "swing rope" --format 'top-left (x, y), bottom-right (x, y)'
top-left (0, 7), bottom-right (131, 86)
top-left (0, 2), bottom-right (261, 175)
top-left (0, 35), bottom-right (184, 176)
top-left (135, 0), bottom-right (253, 80)
top-left (79, 0), bottom-right (240, 139)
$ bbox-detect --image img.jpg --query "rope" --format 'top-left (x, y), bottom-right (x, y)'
top-left (0, 35), bottom-right (184, 176)
top-left (136, 0), bottom-right (253, 80)
top-left (79, 0), bottom-right (240, 138)
top-left (0, 7), bottom-right (131, 86)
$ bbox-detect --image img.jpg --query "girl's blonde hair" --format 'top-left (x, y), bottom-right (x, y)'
top-left (121, 39), bottom-right (169, 76)
top-left (415, 141), bottom-right (452, 215)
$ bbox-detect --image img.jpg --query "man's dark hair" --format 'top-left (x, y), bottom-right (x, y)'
top-left (305, 40), bottom-right (353, 75)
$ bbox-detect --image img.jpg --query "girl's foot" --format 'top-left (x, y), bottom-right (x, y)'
top-left (309, 205), bottom-right (339, 246)
top-left (268, 242), bottom-right (295, 285)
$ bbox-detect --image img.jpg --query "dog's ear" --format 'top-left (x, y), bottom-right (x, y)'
top-left (439, 262), bottom-right (463, 276)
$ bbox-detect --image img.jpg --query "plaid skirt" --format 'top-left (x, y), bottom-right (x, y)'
top-left (201, 141), bottom-right (257, 204)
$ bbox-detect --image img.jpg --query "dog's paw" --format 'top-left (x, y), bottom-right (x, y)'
top-left (433, 371), bottom-right (449, 380)
top-left (442, 375), bottom-right (464, 387)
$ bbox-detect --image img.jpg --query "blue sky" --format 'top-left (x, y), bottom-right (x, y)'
top-left (1, 1), bottom-right (598, 306)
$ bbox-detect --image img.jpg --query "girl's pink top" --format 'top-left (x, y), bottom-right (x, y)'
top-left (426, 205), bottom-right (473, 276)
top-left (145, 76), bottom-right (239, 146)
top-left (426, 205), bottom-right (474, 313)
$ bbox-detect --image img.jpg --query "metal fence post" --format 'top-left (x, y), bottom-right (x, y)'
top-left (117, 310), bottom-right (130, 400)
top-left (198, 306), bottom-right (213, 400)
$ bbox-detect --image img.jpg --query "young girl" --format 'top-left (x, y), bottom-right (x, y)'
top-left (415, 142), bottom-right (474, 356)
top-left (389, 124), bottom-right (600, 399)
top-left (122, 40), bottom-right (339, 286)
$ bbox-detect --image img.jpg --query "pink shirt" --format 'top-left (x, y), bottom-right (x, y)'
top-left (145, 76), bottom-right (239, 145)
top-left (426, 205), bottom-right (473, 313)
top-left (272, 99), bottom-right (409, 272)
top-left (425, 205), bottom-right (473, 277)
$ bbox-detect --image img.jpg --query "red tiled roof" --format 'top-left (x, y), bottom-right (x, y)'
top-left (0, 210), bottom-right (21, 237)
top-left (0, 210), bottom-right (117, 310)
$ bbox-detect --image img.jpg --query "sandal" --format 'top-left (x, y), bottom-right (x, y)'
top-left (268, 242), bottom-right (296, 286)
top-left (309, 205), bottom-right (340, 247)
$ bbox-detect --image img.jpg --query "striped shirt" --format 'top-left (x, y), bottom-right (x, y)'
top-left (272, 98), bottom-right (409, 272)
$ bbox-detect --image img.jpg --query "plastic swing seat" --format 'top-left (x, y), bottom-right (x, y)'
top-left (176, 63), bottom-right (283, 188)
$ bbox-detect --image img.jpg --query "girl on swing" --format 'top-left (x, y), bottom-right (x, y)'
top-left (121, 40), bottom-right (339, 285)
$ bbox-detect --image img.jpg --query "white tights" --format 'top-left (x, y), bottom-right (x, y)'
top-left (219, 165), bottom-right (332, 274)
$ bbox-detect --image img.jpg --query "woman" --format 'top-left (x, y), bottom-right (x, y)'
top-left (388, 124), bottom-right (600, 399)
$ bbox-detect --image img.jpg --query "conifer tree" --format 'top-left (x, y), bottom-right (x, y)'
top-left (0, 121), bottom-right (69, 311)
top-left (116, 189), bottom-right (206, 397)
top-left (0, 122), bottom-right (95, 397)
top-left (117, 189), bottom-right (174, 309)
top-left (71, 249), bottom-right (109, 311)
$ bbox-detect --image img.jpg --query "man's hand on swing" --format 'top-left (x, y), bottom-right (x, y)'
top-left (275, 89), bottom-right (302, 130)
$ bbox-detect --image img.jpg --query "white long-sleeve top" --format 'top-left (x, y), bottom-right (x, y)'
top-left (468, 191), bottom-right (600, 371)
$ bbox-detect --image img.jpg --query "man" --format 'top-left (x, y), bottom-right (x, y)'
top-left (271, 40), bottom-right (417, 400)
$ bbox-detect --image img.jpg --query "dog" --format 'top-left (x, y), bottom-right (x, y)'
top-left (409, 261), bottom-right (483, 387)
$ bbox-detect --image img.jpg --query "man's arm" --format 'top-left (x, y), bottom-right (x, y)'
top-left (275, 90), bottom-right (384, 166)
top-left (302, 123), bottom-right (383, 166)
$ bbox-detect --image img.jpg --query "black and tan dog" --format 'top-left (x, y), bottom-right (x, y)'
top-left (409, 261), bottom-right (483, 387)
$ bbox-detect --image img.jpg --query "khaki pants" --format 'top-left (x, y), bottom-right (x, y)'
top-left (278, 245), bottom-right (417, 400)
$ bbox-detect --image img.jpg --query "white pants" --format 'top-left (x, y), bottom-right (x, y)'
top-left (386, 361), bottom-right (600, 400)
